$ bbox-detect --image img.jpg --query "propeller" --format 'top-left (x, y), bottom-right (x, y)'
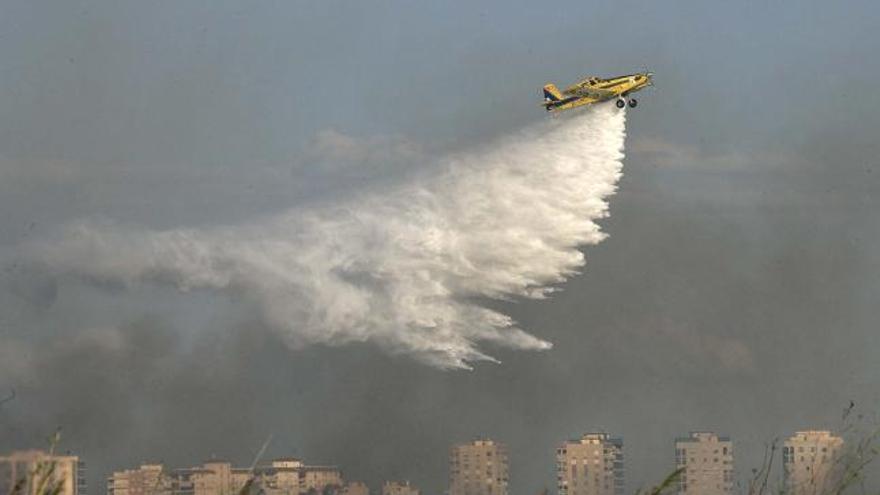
top-left (643, 66), bottom-right (656, 88)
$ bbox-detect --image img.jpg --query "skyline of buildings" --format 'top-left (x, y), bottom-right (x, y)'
top-left (0, 429), bottom-right (852, 495)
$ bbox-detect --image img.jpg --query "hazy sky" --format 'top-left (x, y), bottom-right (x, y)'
top-left (1, 1), bottom-right (879, 494)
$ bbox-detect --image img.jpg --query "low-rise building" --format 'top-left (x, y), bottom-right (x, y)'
top-left (343, 481), bottom-right (369, 495)
top-left (107, 463), bottom-right (172, 495)
top-left (382, 480), bottom-right (420, 495)
top-left (0, 450), bottom-right (86, 495)
top-left (108, 457), bottom-right (343, 495)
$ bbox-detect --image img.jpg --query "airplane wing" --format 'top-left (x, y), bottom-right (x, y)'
top-left (544, 94), bottom-right (602, 113)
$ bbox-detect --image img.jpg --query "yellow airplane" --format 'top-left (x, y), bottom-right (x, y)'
top-left (542, 71), bottom-right (653, 113)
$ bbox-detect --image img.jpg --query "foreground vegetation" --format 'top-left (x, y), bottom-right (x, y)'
top-left (10, 430), bottom-right (67, 495)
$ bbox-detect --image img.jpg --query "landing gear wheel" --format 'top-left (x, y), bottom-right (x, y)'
top-left (615, 99), bottom-right (626, 109)
top-left (628, 98), bottom-right (638, 108)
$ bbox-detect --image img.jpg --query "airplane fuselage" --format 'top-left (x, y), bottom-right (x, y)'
top-left (543, 72), bottom-right (653, 113)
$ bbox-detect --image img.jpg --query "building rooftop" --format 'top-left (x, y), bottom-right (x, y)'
top-left (465, 438), bottom-right (500, 446)
top-left (674, 432), bottom-right (732, 443)
top-left (563, 432), bottom-right (623, 445)
top-left (791, 430), bottom-right (834, 436)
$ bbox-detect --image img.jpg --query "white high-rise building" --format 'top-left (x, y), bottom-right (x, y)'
top-left (782, 430), bottom-right (844, 495)
top-left (674, 432), bottom-right (733, 495)
top-left (556, 433), bottom-right (624, 495)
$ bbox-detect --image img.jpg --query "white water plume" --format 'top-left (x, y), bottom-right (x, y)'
top-left (32, 104), bottom-right (627, 369)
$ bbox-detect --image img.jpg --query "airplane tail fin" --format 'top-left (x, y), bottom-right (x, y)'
top-left (542, 83), bottom-right (563, 102)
